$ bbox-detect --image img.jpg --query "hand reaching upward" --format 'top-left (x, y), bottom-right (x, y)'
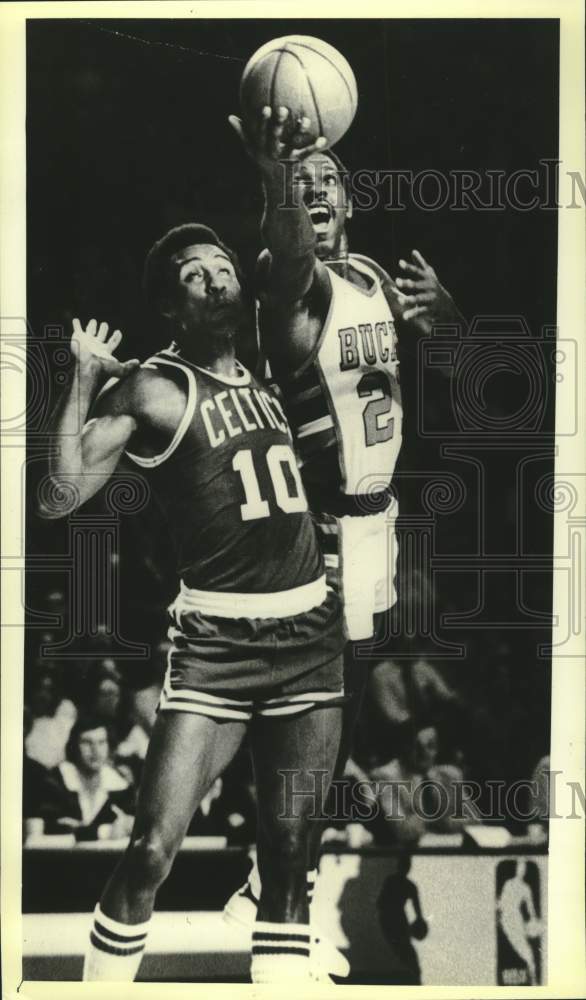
top-left (394, 250), bottom-right (456, 327)
top-left (228, 105), bottom-right (328, 176)
top-left (71, 318), bottom-right (140, 381)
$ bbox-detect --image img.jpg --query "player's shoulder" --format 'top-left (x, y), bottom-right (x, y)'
top-left (350, 253), bottom-right (394, 288)
top-left (350, 253), bottom-right (401, 320)
top-left (95, 357), bottom-right (186, 421)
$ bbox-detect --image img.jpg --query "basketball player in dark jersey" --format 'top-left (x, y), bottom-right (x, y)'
top-left (40, 223), bottom-right (346, 984)
top-left (225, 108), bottom-right (464, 977)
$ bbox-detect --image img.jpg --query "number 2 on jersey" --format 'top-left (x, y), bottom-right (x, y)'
top-left (232, 445), bottom-right (308, 521)
top-left (357, 371), bottom-right (395, 446)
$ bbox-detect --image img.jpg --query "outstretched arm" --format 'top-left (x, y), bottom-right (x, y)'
top-left (229, 108), bottom-right (331, 368)
top-left (229, 107), bottom-right (325, 300)
top-left (39, 319), bottom-right (140, 518)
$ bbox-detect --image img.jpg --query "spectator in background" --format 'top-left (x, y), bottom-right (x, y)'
top-left (23, 706), bottom-right (53, 837)
top-left (24, 664), bottom-right (77, 769)
top-left (116, 640), bottom-right (167, 780)
top-left (367, 723), bottom-right (433, 846)
top-left (366, 723), bottom-right (480, 846)
top-left (39, 717), bottom-right (135, 839)
top-left (82, 659), bottom-right (132, 750)
top-left (362, 656), bottom-right (463, 767)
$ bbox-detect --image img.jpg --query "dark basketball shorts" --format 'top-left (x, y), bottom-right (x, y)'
top-left (158, 575), bottom-right (345, 721)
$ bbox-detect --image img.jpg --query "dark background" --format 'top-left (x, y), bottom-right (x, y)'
top-left (27, 18), bottom-right (559, 342)
top-left (26, 18), bottom-right (558, 793)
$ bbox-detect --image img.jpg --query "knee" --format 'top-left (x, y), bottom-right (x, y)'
top-left (125, 830), bottom-right (175, 889)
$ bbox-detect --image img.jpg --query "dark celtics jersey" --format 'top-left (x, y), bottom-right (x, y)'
top-left (274, 255), bottom-right (403, 516)
top-left (123, 346), bottom-right (323, 594)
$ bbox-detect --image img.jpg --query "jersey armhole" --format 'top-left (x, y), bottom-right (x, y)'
top-left (349, 253), bottom-right (392, 287)
top-left (124, 358), bottom-right (197, 469)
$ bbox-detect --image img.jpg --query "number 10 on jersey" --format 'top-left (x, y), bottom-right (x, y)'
top-left (232, 445), bottom-right (308, 521)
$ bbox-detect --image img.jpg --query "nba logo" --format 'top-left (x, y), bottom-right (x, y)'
top-left (496, 860), bottom-right (543, 985)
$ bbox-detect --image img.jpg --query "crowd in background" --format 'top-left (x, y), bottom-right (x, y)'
top-left (23, 555), bottom-right (551, 848)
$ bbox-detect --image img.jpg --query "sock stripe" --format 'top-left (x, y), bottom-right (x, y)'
top-left (94, 920), bottom-right (148, 945)
top-left (253, 920), bottom-right (309, 935)
top-left (252, 945), bottom-right (311, 957)
top-left (253, 931), bottom-right (310, 943)
top-left (93, 904), bottom-right (151, 937)
top-left (89, 931), bottom-right (146, 958)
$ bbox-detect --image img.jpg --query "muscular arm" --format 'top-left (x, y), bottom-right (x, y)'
top-left (256, 164), bottom-right (332, 371)
top-left (260, 161), bottom-right (318, 302)
top-left (39, 320), bottom-right (140, 519)
top-left (229, 109), bottom-right (331, 371)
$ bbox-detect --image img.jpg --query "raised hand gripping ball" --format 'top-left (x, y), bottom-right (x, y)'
top-left (240, 35), bottom-right (358, 147)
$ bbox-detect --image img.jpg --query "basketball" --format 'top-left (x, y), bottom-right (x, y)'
top-left (240, 36), bottom-right (358, 147)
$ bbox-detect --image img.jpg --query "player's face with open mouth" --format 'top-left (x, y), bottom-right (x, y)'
top-left (170, 244), bottom-right (243, 335)
top-left (295, 154), bottom-right (349, 255)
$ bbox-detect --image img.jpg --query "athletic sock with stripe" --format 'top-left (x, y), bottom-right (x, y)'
top-left (251, 920), bottom-right (311, 982)
top-left (83, 904), bottom-right (150, 981)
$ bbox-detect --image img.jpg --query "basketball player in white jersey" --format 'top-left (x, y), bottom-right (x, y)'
top-left (225, 107), bottom-right (464, 978)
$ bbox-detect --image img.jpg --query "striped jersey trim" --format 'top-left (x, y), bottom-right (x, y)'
top-left (289, 383), bottom-right (322, 405)
top-left (159, 689), bottom-right (343, 721)
top-left (159, 668), bottom-right (344, 721)
top-left (159, 699), bottom-right (251, 721)
top-left (296, 414), bottom-right (335, 439)
top-left (189, 359), bottom-right (251, 387)
top-left (261, 688), bottom-right (344, 706)
top-left (159, 697), bottom-right (251, 721)
top-left (258, 696), bottom-right (344, 717)
top-left (160, 676), bottom-right (252, 721)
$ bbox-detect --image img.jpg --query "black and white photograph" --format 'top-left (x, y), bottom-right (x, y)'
top-left (1, 1), bottom-right (584, 994)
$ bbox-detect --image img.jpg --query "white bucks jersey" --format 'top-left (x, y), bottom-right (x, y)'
top-left (277, 255), bottom-right (403, 515)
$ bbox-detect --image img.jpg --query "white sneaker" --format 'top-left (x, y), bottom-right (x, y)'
top-left (223, 882), bottom-right (350, 980)
top-left (223, 881), bottom-right (259, 929)
top-left (311, 927), bottom-right (350, 979)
